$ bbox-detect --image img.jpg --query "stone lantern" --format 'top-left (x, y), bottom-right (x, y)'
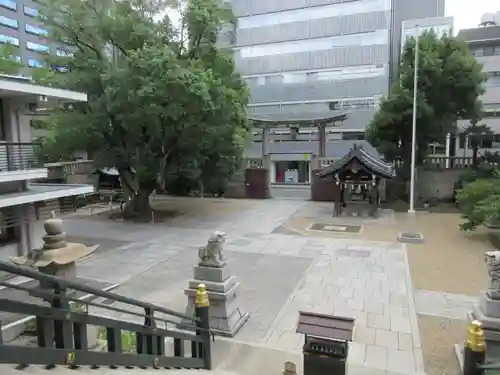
top-left (10, 211), bottom-right (98, 289)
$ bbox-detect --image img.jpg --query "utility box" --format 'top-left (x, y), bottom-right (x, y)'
top-left (296, 311), bottom-right (355, 375)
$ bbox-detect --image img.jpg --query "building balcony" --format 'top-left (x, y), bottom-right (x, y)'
top-left (0, 142), bottom-right (47, 182)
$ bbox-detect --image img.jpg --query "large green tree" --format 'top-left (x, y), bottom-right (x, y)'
top-left (35, 0), bottom-right (250, 217)
top-left (366, 30), bottom-right (486, 175)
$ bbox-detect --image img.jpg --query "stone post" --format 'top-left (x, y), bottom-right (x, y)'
top-left (466, 251), bottom-right (500, 361)
top-left (183, 232), bottom-right (249, 337)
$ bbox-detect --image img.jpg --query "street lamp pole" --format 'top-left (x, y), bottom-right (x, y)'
top-left (408, 27), bottom-right (420, 214)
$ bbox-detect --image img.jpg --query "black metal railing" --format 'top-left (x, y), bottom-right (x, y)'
top-left (0, 261), bottom-right (212, 371)
top-left (0, 142), bottom-right (42, 172)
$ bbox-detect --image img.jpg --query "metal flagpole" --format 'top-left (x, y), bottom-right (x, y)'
top-left (408, 26), bottom-right (419, 214)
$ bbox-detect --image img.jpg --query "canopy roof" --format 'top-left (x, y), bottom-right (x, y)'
top-left (0, 74), bottom-right (87, 103)
top-left (249, 111), bottom-right (348, 127)
top-left (317, 144), bottom-right (394, 179)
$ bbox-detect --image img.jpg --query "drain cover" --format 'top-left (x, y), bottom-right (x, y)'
top-left (308, 223), bottom-right (361, 233)
top-left (397, 232), bottom-right (424, 244)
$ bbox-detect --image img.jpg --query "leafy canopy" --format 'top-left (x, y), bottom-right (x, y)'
top-left (366, 30), bottom-right (486, 173)
top-left (34, 0), bottom-right (250, 211)
top-left (0, 43), bottom-right (24, 75)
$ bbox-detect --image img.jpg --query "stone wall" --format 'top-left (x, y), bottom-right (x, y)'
top-left (417, 168), bottom-right (462, 200)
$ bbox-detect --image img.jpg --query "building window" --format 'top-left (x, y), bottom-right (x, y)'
top-left (486, 72), bottom-right (500, 87)
top-left (24, 5), bottom-right (38, 17)
top-left (484, 110), bottom-right (500, 118)
top-left (0, 15), bottom-right (18, 29)
top-left (0, 34), bottom-right (19, 46)
top-left (27, 58), bottom-right (42, 68)
top-left (238, 0), bottom-right (391, 29)
top-left (0, 0), bottom-right (16, 11)
top-left (239, 29), bottom-right (389, 58)
top-left (329, 98), bottom-right (376, 110)
top-left (244, 64), bottom-right (387, 85)
top-left (342, 132), bottom-right (365, 141)
top-left (25, 24), bottom-right (48, 37)
top-left (55, 66), bottom-right (68, 72)
top-left (26, 41), bottom-right (49, 53)
top-left (56, 49), bottom-right (73, 57)
top-left (469, 46), bottom-right (500, 57)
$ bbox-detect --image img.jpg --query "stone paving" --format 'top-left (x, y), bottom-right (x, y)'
top-left (414, 290), bottom-right (477, 320)
top-left (51, 198), bottom-right (474, 375)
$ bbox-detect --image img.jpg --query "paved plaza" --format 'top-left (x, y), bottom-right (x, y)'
top-left (43, 198), bottom-right (476, 375)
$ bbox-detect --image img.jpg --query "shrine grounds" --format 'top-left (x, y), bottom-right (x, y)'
top-left (31, 196), bottom-right (494, 375)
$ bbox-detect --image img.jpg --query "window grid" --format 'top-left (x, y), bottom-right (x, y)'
top-left (238, 30), bottom-right (389, 58)
top-left (470, 45), bottom-right (500, 57)
top-left (237, 0), bottom-right (391, 29)
top-left (244, 64), bottom-right (386, 85)
top-left (248, 97), bottom-right (379, 113)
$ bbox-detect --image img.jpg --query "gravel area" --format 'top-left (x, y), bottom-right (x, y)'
top-left (418, 314), bottom-right (466, 375)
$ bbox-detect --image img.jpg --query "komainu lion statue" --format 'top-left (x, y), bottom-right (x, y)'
top-left (198, 231), bottom-right (227, 267)
top-left (485, 250), bottom-right (500, 299)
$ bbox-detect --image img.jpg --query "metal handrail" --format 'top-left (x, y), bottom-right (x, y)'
top-left (478, 363), bottom-right (500, 370)
top-left (0, 261), bottom-right (199, 322)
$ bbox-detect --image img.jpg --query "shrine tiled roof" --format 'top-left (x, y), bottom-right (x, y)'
top-left (317, 144), bottom-right (395, 179)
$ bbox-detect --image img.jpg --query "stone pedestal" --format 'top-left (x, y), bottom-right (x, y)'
top-left (467, 294), bottom-right (500, 362)
top-left (184, 264), bottom-right (249, 337)
top-left (38, 262), bottom-right (77, 291)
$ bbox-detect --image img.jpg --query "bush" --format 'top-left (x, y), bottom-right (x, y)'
top-left (456, 172), bottom-right (500, 231)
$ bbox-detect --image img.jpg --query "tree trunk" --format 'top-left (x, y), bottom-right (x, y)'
top-left (122, 189), bottom-right (153, 219)
top-left (118, 168), bottom-right (154, 219)
top-left (472, 141), bottom-right (478, 167)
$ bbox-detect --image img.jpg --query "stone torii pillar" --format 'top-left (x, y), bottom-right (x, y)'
top-left (317, 122), bottom-right (326, 158)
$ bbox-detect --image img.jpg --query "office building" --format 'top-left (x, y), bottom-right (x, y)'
top-left (225, 0), bottom-right (444, 189)
top-left (453, 13), bottom-right (500, 158)
top-left (0, 0), bottom-right (52, 69)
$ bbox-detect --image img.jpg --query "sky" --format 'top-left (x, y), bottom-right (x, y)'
top-left (446, 0), bottom-right (499, 32)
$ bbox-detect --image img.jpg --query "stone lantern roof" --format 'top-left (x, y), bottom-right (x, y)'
top-left (10, 211), bottom-right (98, 268)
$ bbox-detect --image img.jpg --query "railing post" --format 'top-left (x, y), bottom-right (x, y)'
top-left (195, 284), bottom-right (212, 370)
top-left (463, 321), bottom-right (486, 375)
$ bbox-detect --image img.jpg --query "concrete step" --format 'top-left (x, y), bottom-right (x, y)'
top-left (0, 365), bottom-right (236, 375)
top-left (0, 337), bottom-right (428, 375)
